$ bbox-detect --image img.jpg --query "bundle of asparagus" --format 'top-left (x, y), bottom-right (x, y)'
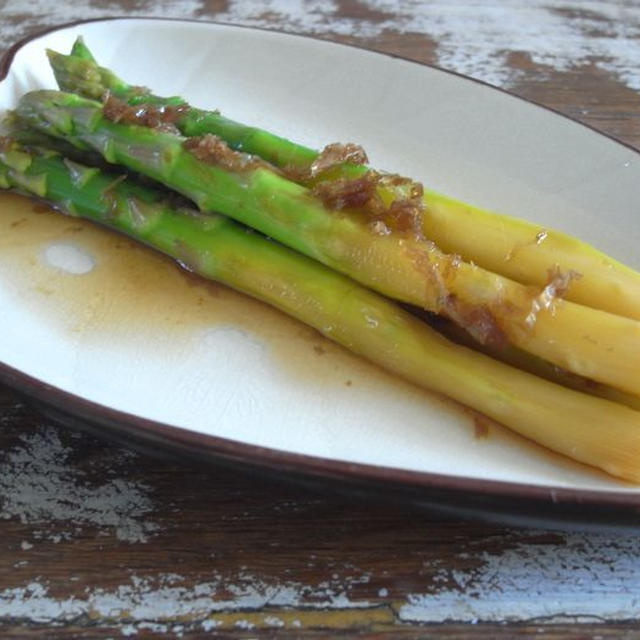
top-left (2, 38), bottom-right (640, 481)
top-left (48, 39), bottom-right (640, 322)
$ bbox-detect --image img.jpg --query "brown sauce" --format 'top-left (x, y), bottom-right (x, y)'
top-left (183, 134), bottom-right (274, 173)
top-left (473, 414), bottom-right (491, 439)
top-left (102, 93), bottom-right (188, 134)
top-left (308, 142), bottom-right (368, 177)
top-left (0, 192), bottom-right (607, 475)
top-left (0, 193), bottom-right (417, 394)
top-left (311, 170), bottom-right (425, 238)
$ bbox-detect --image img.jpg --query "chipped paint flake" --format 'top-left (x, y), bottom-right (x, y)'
top-left (1, 2), bottom-right (638, 90)
top-left (0, 426), bottom-right (158, 543)
top-left (400, 531), bottom-right (640, 623)
top-left (0, 571), bottom-right (372, 628)
top-left (213, 0), bottom-right (640, 90)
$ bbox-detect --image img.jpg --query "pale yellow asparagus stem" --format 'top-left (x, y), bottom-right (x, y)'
top-left (252, 171), bottom-right (640, 398)
top-left (51, 43), bottom-right (640, 322)
top-left (16, 90), bottom-right (640, 397)
top-left (422, 189), bottom-right (640, 321)
top-left (422, 312), bottom-right (640, 412)
top-left (4, 141), bottom-right (640, 482)
top-left (347, 221), bottom-right (640, 396)
top-left (341, 289), bottom-right (640, 483)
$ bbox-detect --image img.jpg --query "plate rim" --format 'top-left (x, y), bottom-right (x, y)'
top-left (2, 15), bottom-right (640, 513)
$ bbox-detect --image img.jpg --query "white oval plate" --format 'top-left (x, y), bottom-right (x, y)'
top-left (1, 18), bottom-right (640, 517)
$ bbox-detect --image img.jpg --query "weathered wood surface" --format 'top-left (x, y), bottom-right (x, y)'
top-left (1, 1), bottom-right (640, 637)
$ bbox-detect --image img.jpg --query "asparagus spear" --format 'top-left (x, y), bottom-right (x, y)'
top-left (47, 44), bottom-right (316, 169)
top-left (5, 112), bottom-right (108, 169)
top-left (2, 139), bottom-right (640, 482)
top-left (419, 312), bottom-right (640, 412)
top-left (11, 122), bottom-right (640, 413)
top-left (47, 42), bottom-right (640, 321)
top-left (15, 89), bottom-right (640, 396)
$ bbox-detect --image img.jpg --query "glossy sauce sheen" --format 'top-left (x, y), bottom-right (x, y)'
top-left (0, 191), bottom-right (595, 471)
top-left (0, 192), bottom-right (433, 393)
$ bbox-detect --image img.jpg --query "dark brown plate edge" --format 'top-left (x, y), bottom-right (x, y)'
top-left (2, 16), bottom-right (640, 529)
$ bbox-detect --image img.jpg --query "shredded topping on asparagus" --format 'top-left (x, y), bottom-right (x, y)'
top-left (412, 252), bottom-right (582, 345)
top-left (408, 247), bottom-right (507, 347)
top-left (309, 142), bottom-right (368, 177)
top-left (312, 169), bottom-right (425, 238)
top-left (183, 134), bottom-right (276, 173)
top-left (445, 296), bottom-right (507, 348)
top-left (102, 92), bottom-right (188, 134)
top-left (525, 266), bottom-right (582, 329)
top-left (312, 171), bottom-right (377, 210)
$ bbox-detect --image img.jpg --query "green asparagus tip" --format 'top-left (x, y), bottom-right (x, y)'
top-left (70, 35), bottom-right (96, 62)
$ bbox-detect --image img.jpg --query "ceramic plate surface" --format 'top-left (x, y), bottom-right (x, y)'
top-left (1, 18), bottom-right (640, 518)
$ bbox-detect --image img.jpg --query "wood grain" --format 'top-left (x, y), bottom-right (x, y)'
top-left (1, 1), bottom-right (639, 637)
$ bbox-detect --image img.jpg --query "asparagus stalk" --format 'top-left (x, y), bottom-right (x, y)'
top-left (47, 45), bottom-right (316, 169)
top-left (419, 311), bottom-right (640, 412)
top-left (5, 113), bottom-right (109, 169)
top-left (15, 89), bottom-right (640, 396)
top-left (2, 139), bottom-right (640, 482)
top-left (13, 121), bottom-right (640, 413)
top-left (47, 42), bottom-right (640, 321)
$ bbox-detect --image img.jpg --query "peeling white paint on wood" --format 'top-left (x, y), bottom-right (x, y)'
top-left (0, 0), bottom-right (640, 90)
top-left (2, 1), bottom-right (639, 90)
top-left (0, 571), bottom-right (372, 628)
top-left (1, 1), bottom-right (639, 633)
top-left (3, 527), bottom-right (640, 630)
top-left (0, 421), bottom-right (638, 632)
top-left (0, 426), bottom-right (158, 543)
top-left (215, 0), bottom-right (640, 90)
top-left (400, 531), bottom-right (640, 623)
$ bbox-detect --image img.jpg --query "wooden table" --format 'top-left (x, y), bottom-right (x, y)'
top-left (1, 2), bottom-right (639, 637)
